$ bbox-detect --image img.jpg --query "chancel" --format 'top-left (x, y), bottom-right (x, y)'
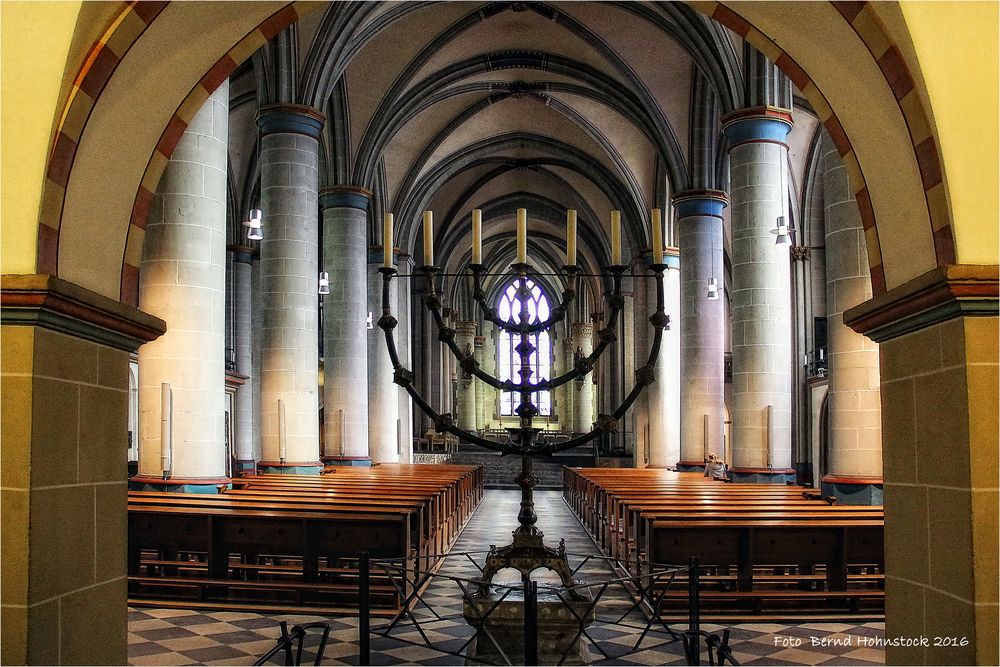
top-left (1, 2), bottom-right (996, 666)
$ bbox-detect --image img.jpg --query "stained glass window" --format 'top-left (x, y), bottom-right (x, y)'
top-left (497, 279), bottom-right (551, 416)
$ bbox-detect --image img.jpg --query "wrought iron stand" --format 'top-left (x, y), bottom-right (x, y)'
top-left (377, 260), bottom-right (668, 589)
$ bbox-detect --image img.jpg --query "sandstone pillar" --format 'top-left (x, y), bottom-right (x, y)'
top-left (136, 82), bottom-right (230, 490)
top-left (231, 246), bottom-right (255, 475)
top-left (722, 107), bottom-right (795, 483)
top-left (455, 320), bottom-right (478, 431)
top-left (572, 323), bottom-right (594, 432)
top-left (674, 190), bottom-right (729, 469)
top-left (820, 134), bottom-right (882, 503)
top-left (257, 104), bottom-right (324, 473)
top-left (321, 187), bottom-right (371, 465)
top-left (648, 249), bottom-right (681, 468)
top-left (368, 251), bottom-right (399, 463)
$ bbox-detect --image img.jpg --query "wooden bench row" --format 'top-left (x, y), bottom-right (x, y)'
top-left (128, 463), bottom-right (483, 614)
top-left (562, 467), bottom-right (884, 619)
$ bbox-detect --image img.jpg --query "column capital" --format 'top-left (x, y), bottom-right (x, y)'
top-left (227, 245), bottom-right (257, 264)
top-left (455, 320), bottom-right (478, 337)
top-left (257, 104), bottom-right (325, 139)
top-left (320, 186), bottom-right (372, 211)
top-left (672, 189), bottom-right (729, 219)
top-left (721, 105), bottom-right (793, 148)
top-left (790, 246), bottom-right (811, 262)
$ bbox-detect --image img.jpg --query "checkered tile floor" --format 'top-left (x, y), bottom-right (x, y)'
top-left (129, 490), bottom-right (885, 665)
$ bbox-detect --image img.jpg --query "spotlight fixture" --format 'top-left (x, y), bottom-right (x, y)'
top-left (706, 276), bottom-right (720, 300)
top-left (318, 271), bottom-right (330, 295)
top-left (771, 215), bottom-right (791, 246)
top-left (244, 208), bottom-right (263, 241)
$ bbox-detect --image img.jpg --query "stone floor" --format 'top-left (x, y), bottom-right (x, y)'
top-left (128, 489), bottom-right (885, 665)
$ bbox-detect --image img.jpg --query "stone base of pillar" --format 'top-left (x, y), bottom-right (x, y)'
top-left (129, 476), bottom-right (232, 493)
top-left (322, 456), bottom-right (372, 467)
top-left (234, 460), bottom-right (257, 476)
top-left (257, 461), bottom-right (324, 475)
top-left (728, 468), bottom-right (796, 484)
top-left (821, 476), bottom-right (884, 505)
top-left (676, 460), bottom-right (705, 472)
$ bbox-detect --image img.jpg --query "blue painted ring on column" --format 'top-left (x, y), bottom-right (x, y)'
top-left (672, 189), bottom-right (729, 219)
top-left (721, 106), bottom-right (793, 148)
top-left (320, 186), bottom-right (372, 211)
top-left (257, 104), bottom-right (325, 139)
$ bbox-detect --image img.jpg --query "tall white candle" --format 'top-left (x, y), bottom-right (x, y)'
top-left (610, 210), bottom-right (622, 265)
top-left (472, 209), bottom-right (482, 264)
top-left (651, 208), bottom-right (663, 264)
top-left (516, 208), bottom-right (527, 264)
top-left (423, 210), bottom-right (434, 266)
top-left (566, 209), bottom-right (578, 266)
top-left (383, 212), bottom-right (394, 267)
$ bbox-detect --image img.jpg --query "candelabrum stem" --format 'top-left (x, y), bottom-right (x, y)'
top-left (378, 262), bottom-right (670, 545)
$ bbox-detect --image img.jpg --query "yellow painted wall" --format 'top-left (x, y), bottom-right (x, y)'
top-left (0, 1), bottom-right (84, 273)
top-left (899, 1), bottom-right (999, 265)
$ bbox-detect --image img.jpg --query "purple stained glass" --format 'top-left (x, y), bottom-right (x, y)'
top-left (497, 278), bottom-right (551, 416)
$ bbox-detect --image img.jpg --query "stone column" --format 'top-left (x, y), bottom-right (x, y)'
top-left (722, 107), bottom-right (795, 483)
top-left (256, 104), bottom-right (324, 474)
top-left (572, 322), bottom-right (594, 432)
top-left (561, 338), bottom-right (576, 431)
top-left (455, 320), bottom-right (478, 431)
top-left (368, 251), bottom-right (398, 463)
top-left (474, 335), bottom-right (487, 430)
top-left (648, 250), bottom-right (681, 468)
top-left (820, 135), bottom-right (882, 503)
top-left (231, 245), bottom-right (255, 475)
top-left (251, 256), bottom-right (263, 462)
top-left (415, 283), bottom-right (433, 435)
top-left (480, 323), bottom-right (499, 429)
top-left (136, 82), bottom-right (229, 491)
top-left (674, 190), bottom-right (729, 470)
top-left (320, 186), bottom-right (371, 466)
top-left (397, 254), bottom-right (415, 462)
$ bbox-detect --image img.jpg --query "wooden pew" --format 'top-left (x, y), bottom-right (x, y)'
top-left (128, 463), bottom-right (483, 614)
top-left (561, 466), bottom-right (884, 619)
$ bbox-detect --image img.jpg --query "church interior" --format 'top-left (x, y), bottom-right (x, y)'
top-left (1, 2), bottom-right (997, 666)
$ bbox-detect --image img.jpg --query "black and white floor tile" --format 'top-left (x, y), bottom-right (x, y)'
top-left (128, 490), bottom-right (885, 665)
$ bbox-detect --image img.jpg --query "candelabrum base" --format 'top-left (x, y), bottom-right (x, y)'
top-left (478, 532), bottom-right (586, 600)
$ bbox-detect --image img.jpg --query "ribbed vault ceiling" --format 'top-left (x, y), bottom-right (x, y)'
top-left (229, 1), bottom-right (769, 291)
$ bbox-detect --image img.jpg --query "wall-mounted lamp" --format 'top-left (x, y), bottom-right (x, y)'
top-left (318, 271), bottom-right (330, 295)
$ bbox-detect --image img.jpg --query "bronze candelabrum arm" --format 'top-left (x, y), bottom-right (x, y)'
top-left (375, 267), bottom-right (516, 455)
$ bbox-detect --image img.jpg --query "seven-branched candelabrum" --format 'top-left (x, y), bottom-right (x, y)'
top-left (377, 261), bottom-right (668, 591)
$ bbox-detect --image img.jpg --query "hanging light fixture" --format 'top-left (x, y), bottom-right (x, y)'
top-left (245, 109), bottom-right (265, 242)
top-left (318, 271), bottom-right (330, 295)
top-left (706, 276), bottom-right (720, 300)
top-left (244, 208), bottom-right (264, 241)
top-left (771, 215), bottom-right (791, 246)
top-left (771, 147), bottom-right (792, 246)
